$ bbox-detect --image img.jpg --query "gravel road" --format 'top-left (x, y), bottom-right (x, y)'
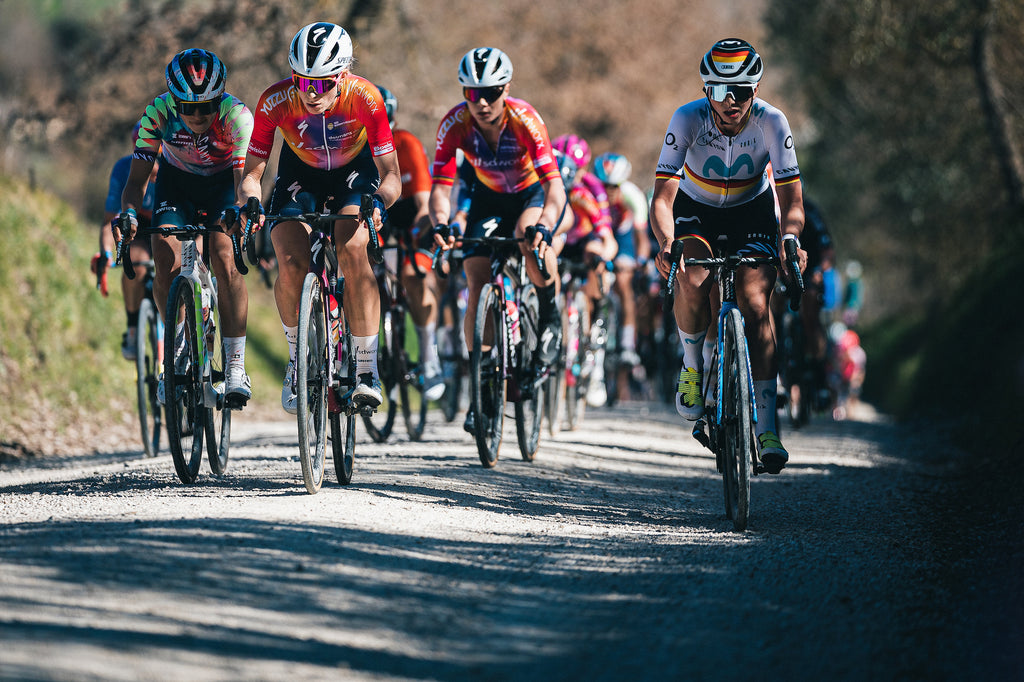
top-left (0, 401), bottom-right (1019, 681)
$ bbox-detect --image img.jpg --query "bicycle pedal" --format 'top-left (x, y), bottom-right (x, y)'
top-left (691, 419), bottom-right (711, 450)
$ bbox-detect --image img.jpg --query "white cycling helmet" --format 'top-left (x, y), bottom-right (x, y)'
top-left (289, 22), bottom-right (353, 77)
top-left (700, 38), bottom-right (763, 85)
top-left (594, 152), bottom-right (632, 186)
top-left (458, 47), bottom-right (513, 87)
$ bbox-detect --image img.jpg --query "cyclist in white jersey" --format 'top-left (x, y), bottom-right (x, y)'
top-left (650, 38), bottom-right (806, 474)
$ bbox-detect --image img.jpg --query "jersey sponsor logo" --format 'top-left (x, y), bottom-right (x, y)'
top-left (346, 171), bottom-right (359, 189)
top-left (297, 120), bottom-right (309, 138)
top-left (260, 90), bottom-right (288, 116)
top-left (481, 218), bottom-right (500, 236)
top-left (514, 105), bottom-right (546, 148)
top-left (288, 181), bottom-right (302, 201)
top-left (436, 109), bottom-right (466, 147)
top-left (774, 165), bottom-right (799, 176)
top-left (675, 215), bottom-right (701, 226)
top-left (784, 135), bottom-right (794, 149)
top-left (372, 142), bottom-right (395, 155)
top-left (702, 154), bottom-right (754, 179)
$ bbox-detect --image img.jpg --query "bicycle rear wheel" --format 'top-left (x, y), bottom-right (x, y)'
top-left (721, 307), bottom-right (753, 531)
top-left (544, 299), bottom-right (568, 436)
top-left (362, 306), bottom-right (399, 442)
top-left (515, 285), bottom-right (543, 461)
top-left (296, 273), bottom-right (328, 494)
top-left (135, 297), bottom-right (161, 457)
top-left (438, 294), bottom-right (466, 423)
top-left (565, 288), bottom-right (589, 430)
top-left (398, 311), bottom-right (428, 442)
top-left (165, 277), bottom-right (204, 483)
top-left (332, 320), bottom-right (356, 485)
top-left (204, 285), bottom-right (230, 477)
top-left (470, 284), bottom-right (506, 467)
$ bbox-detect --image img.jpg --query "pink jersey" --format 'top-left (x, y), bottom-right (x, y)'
top-left (565, 171), bottom-right (612, 246)
top-left (432, 97), bottom-right (560, 193)
top-left (248, 74), bottom-right (395, 170)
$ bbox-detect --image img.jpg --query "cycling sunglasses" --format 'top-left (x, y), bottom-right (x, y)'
top-left (463, 85), bottom-right (505, 103)
top-left (704, 83), bottom-right (755, 103)
top-left (176, 98), bottom-right (220, 116)
top-left (292, 73), bottom-right (340, 95)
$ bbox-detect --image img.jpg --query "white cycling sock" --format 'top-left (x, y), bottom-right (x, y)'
top-left (754, 379), bottom-right (777, 436)
top-left (352, 334), bottom-right (379, 380)
top-left (282, 323), bottom-right (298, 363)
top-left (621, 324), bottom-right (636, 352)
top-left (223, 336), bottom-right (246, 373)
top-left (416, 323), bottom-right (440, 368)
top-left (677, 328), bottom-right (707, 372)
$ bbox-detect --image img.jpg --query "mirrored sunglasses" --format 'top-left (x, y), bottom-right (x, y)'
top-left (704, 83), bottom-right (755, 103)
top-left (463, 85), bottom-right (505, 103)
top-left (176, 99), bottom-right (220, 116)
top-left (292, 73), bottom-right (339, 95)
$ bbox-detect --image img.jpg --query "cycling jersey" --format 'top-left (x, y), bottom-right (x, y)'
top-left (656, 98), bottom-right (800, 207)
top-left (432, 97), bottom-right (560, 193)
top-left (248, 75), bottom-right (394, 170)
top-left (105, 155), bottom-right (155, 216)
top-left (394, 128), bottom-right (431, 199)
top-left (133, 93), bottom-right (253, 175)
top-left (564, 172), bottom-right (612, 247)
top-left (608, 180), bottom-right (649, 237)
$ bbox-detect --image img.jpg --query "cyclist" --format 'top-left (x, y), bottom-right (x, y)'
top-left (374, 83), bottom-right (445, 401)
top-left (238, 22), bottom-right (399, 415)
top-left (93, 123), bottom-right (158, 360)
top-left (550, 141), bottom-right (617, 407)
top-left (593, 151), bottom-right (652, 387)
top-left (429, 46), bottom-right (566, 433)
top-left (116, 48), bottom-right (255, 408)
top-left (650, 38), bottom-right (806, 474)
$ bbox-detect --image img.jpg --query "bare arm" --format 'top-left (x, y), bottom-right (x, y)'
top-left (650, 176), bottom-right (679, 278)
top-left (775, 180), bottom-right (807, 272)
top-left (372, 150), bottom-right (402, 208)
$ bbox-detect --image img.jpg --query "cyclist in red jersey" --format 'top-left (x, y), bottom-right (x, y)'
top-left (237, 22), bottom-right (400, 414)
top-left (429, 47), bottom-right (566, 433)
top-left (375, 84), bottom-right (445, 401)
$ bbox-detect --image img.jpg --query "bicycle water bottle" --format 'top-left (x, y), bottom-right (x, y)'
top-left (503, 279), bottom-right (521, 345)
top-left (328, 293), bottom-right (341, 346)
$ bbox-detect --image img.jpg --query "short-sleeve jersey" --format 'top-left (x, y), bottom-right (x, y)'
top-left (247, 75), bottom-right (395, 170)
top-left (655, 98), bottom-right (800, 207)
top-left (393, 128), bottom-right (431, 199)
top-left (565, 171), bottom-right (612, 246)
top-left (608, 180), bottom-right (649, 237)
top-left (105, 155), bottom-right (155, 216)
top-left (133, 93), bottom-right (253, 176)
top-left (432, 97), bottom-right (560, 194)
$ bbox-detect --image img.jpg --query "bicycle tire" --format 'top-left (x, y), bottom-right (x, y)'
top-left (438, 295), bottom-right (466, 423)
top-left (135, 297), bottom-right (161, 458)
top-left (205, 281), bottom-right (230, 476)
top-left (514, 285), bottom-right (543, 461)
top-left (565, 288), bottom-right (590, 430)
top-left (721, 307), bottom-right (753, 531)
top-left (164, 277), bottom-right (204, 484)
top-left (398, 309), bottom-right (428, 442)
top-left (296, 273), bottom-right (328, 494)
top-left (544, 300), bottom-right (568, 436)
top-left (362, 307), bottom-right (399, 442)
top-left (470, 283), bottom-right (506, 467)
top-left (332, 319), bottom-right (356, 485)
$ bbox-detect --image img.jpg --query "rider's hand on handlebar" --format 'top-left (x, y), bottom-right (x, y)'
top-left (655, 242), bottom-right (675, 280)
top-left (113, 209), bottom-right (138, 243)
top-left (239, 199), bottom-right (266, 232)
top-left (432, 223), bottom-right (455, 251)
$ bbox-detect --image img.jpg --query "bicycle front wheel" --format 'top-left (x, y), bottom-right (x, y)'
top-left (565, 288), bottom-right (590, 430)
top-left (721, 307), bottom-right (753, 531)
top-left (514, 285), bottom-right (543, 461)
top-left (470, 284), bottom-right (506, 467)
top-left (544, 298), bottom-right (568, 436)
top-left (332, 320), bottom-right (356, 485)
top-left (398, 310), bottom-right (428, 442)
top-left (135, 297), bottom-right (161, 457)
top-left (296, 273), bottom-right (328, 494)
top-left (164, 277), bottom-right (204, 483)
top-left (438, 294), bottom-right (466, 423)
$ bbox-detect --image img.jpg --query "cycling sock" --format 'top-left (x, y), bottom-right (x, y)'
top-left (282, 323), bottom-right (298, 363)
top-left (416, 323), bottom-right (440, 368)
top-left (754, 379), bottom-right (778, 436)
top-left (126, 310), bottom-right (139, 328)
top-left (621, 324), bottom-right (636, 352)
top-left (537, 283), bottom-right (558, 324)
top-left (352, 334), bottom-right (380, 380)
top-left (677, 328), bottom-right (707, 372)
top-left (223, 336), bottom-right (246, 372)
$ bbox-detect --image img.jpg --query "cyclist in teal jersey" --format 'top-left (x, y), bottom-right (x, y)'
top-left (650, 39), bottom-right (807, 473)
top-left (116, 48), bottom-right (255, 406)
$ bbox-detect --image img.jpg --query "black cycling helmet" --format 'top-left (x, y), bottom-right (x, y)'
top-left (374, 84), bottom-right (397, 124)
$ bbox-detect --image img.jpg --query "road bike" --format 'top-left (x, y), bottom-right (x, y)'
top-left (666, 236), bottom-right (802, 531)
top-left (116, 211), bottom-right (250, 483)
top-left (260, 195), bottom-right (383, 493)
top-left (434, 227), bottom-right (553, 467)
top-left (362, 234), bottom-right (432, 442)
top-left (436, 266), bottom-right (469, 424)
